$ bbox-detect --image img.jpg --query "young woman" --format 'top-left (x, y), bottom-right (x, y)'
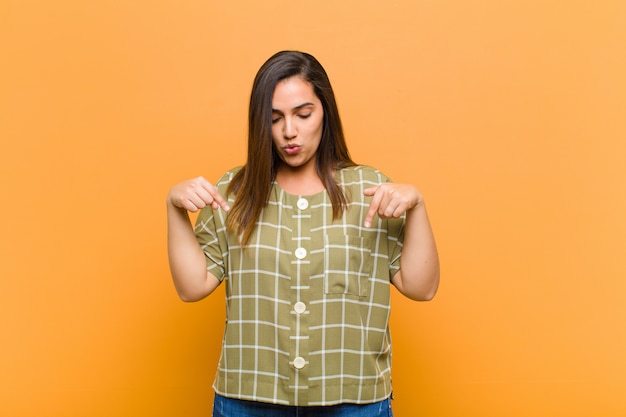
top-left (167, 51), bottom-right (439, 417)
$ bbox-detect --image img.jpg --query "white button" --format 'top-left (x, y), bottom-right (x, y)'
top-left (294, 302), bottom-right (306, 314)
top-left (297, 198), bottom-right (309, 210)
top-left (293, 356), bottom-right (306, 369)
top-left (294, 247), bottom-right (307, 259)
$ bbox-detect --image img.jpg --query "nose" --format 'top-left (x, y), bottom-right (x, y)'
top-left (283, 117), bottom-right (297, 139)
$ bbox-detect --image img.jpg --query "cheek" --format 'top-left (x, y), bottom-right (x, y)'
top-left (311, 115), bottom-right (324, 136)
top-left (271, 125), bottom-right (281, 143)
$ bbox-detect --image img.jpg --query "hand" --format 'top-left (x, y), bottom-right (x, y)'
top-left (167, 176), bottom-right (230, 213)
top-left (363, 183), bottom-right (422, 227)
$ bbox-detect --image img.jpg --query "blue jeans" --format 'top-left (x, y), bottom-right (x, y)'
top-left (212, 393), bottom-right (393, 417)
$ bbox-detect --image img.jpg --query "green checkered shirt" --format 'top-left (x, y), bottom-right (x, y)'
top-left (194, 165), bottom-right (404, 406)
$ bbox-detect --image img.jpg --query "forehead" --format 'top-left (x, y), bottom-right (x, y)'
top-left (271, 76), bottom-right (319, 109)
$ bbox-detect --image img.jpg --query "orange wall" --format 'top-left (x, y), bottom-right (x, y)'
top-left (1, 1), bottom-right (625, 416)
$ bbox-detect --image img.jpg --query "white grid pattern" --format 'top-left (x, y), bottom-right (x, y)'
top-left (194, 166), bottom-right (404, 406)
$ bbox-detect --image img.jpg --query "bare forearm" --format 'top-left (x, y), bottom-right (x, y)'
top-left (392, 203), bottom-right (440, 301)
top-left (166, 202), bottom-right (219, 301)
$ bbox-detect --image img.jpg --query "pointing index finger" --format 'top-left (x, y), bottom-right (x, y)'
top-left (200, 178), bottom-right (230, 211)
top-left (363, 186), bottom-right (380, 228)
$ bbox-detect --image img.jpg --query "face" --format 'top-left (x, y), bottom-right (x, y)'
top-left (271, 76), bottom-right (324, 173)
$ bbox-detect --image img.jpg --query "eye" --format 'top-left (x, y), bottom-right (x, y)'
top-left (298, 113), bottom-right (311, 119)
top-left (272, 116), bottom-right (282, 124)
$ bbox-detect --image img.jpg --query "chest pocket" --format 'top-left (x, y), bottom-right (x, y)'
top-left (324, 235), bottom-right (372, 297)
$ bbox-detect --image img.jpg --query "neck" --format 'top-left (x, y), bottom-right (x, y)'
top-left (276, 164), bottom-right (325, 195)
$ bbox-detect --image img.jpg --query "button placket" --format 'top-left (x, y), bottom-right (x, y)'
top-left (289, 193), bottom-right (312, 389)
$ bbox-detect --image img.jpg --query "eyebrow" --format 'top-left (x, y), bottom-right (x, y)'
top-left (271, 102), bottom-right (315, 113)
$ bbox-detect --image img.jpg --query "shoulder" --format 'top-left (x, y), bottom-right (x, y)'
top-left (214, 167), bottom-right (243, 191)
top-left (337, 165), bottom-right (392, 186)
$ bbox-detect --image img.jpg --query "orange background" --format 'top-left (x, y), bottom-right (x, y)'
top-left (1, 1), bottom-right (625, 416)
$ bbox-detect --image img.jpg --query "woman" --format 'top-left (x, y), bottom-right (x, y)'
top-left (167, 51), bottom-right (439, 416)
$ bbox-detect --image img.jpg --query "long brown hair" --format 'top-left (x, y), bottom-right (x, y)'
top-left (227, 51), bottom-right (355, 245)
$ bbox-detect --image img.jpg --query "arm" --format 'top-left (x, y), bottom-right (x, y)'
top-left (364, 183), bottom-right (440, 301)
top-left (167, 177), bottom-right (230, 302)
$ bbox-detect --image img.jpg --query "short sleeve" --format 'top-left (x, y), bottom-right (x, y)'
top-left (387, 216), bottom-right (405, 280)
top-left (368, 168), bottom-right (405, 280)
top-left (194, 206), bottom-right (226, 282)
top-left (192, 170), bottom-right (238, 282)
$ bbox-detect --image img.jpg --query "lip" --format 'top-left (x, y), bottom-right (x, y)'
top-left (283, 144), bottom-right (301, 155)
